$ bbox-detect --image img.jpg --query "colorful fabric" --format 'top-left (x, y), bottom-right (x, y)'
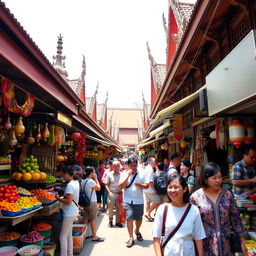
top-left (1, 78), bottom-right (35, 117)
top-left (190, 189), bottom-right (247, 256)
top-left (231, 160), bottom-right (256, 195)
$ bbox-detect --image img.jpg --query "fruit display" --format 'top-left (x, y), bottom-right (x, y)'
top-left (12, 155), bottom-right (47, 182)
top-left (36, 197), bottom-right (55, 205)
top-left (28, 196), bottom-right (42, 207)
top-left (32, 222), bottom-right (52, 231)
top-left (16, 197), bottom-right (33, 210)
top-left (0, 156), bottom-right (11, 164)
top-left (0, 232), bottom-right (21, 241)
top-left (31, 189), bottom-right (56, 201)
top-left (20, 231), bottom-right (44, 243)
top-left (0, 185), bottom-right (20, 203)
top-left (0, 201), bottom-right (21, 212)
top-left (44, 174), bottom-right (56, 183)
top-left (16, 187), bottom-right (32, 196)
top-left (18, 246), bottom-right (40, 255)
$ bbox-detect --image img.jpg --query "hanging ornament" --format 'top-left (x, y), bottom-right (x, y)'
top-left (71, 132), bottom-right (81, 142)
top-left (35, 124), bottom-right (42, 143)
top-left (26, 128), bottom-right (35, 144)
top-left (3, 114), bottom-right (12, 131)
top-left (9, 128), bottom-right (17, 146)
top-left (14, 116), bottom-right (25, 136)
top-left (42, 122), bottom-right (50, 141)
top-left (1, 78), bottom-right (35, 117)
top-left (229, 120), bottom-right (245, 148)
top-left (180, 141), bottom-right (188, 148)
top-left (244, 123), bottom-right (255, 145)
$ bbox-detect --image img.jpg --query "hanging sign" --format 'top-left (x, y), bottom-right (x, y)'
top-left (1, 78), bottom-right (35, 117)
top-left (57, 112), bottom-right (72, 127)
top-left (173, 114), bottom-right (184, 141)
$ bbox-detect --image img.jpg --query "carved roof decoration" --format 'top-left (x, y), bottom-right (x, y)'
top-left (97, 91), bottom-right (108, 128)
top-left (146, 42), bottom-right (167, 92)
top-left (169, 0), bottom-right (195, 45)
top-left (53, 35), bottom-right (86, 101)
top-left (142, 91), bottom-right (151, 125)
top-left (85, 82), bottom-right (98, 117)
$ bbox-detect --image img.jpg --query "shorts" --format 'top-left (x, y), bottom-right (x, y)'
top-left (83, 202), bottom-right (98, 221)
top-left (144, 192), bottom-right (161, 204)
top-left (124, 202), bottom-right (144, 221)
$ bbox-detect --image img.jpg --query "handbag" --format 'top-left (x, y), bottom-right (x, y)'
top-left (79, 179), bottom-right (93, 207)
top-left (160, 203), bottom-right (192, 256)
top-left (229, 230), bottom-right (242, 253)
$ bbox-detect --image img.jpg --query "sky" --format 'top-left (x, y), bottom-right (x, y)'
top-left (2, 0), bottom-right (195, 109)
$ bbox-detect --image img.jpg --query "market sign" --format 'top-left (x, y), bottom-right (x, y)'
top-left (173, 114), bottom-right (184, 141)
top-left (57, 112), bottom-right (72, 127)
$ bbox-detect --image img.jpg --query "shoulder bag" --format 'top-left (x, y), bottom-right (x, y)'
top-left (126, 173), bottom-right (138, 188)
top-left (160, 203), bottom-right (192, 256)
top-left (79, 179), bottom-right (94, 207)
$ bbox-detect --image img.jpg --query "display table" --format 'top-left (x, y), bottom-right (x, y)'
top-left (0, 207), bottom-right (43, 226)
top-left (39, 201), bottom-right (61, 216)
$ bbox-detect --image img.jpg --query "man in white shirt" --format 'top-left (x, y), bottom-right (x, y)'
top-left (119, 158), bottom-right (149, 248)
top-left (167, 153), bottom-right (180, 177)
top-left (105, 161), bottom-right (123, 228)
top-left (144, 158), bottom-right (160, 221)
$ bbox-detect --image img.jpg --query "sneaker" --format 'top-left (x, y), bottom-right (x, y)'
top-left (126, 239), bottom-right (135, 248)
top-left (108, 220), bottom-right (113, 228)
top-left (116, 223), bottom-right (123, 228)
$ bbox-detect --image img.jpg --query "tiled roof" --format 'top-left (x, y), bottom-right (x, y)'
top-left (169, 0), bottom-right (195, 45)
top-left (152, 64), bottom-right (167, 92)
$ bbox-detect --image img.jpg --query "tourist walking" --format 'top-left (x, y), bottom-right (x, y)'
top-left (144, 158), bottom-right (161, 221)
top-left (180, 159), bottom-right (195, 194)
top-left (154, 162), bottom-right (168, 203)
top-left (81, 166), bottom-right (104, 242)
top-left (190, 162), bottom-right (247, 256)
top-left (167, 153), bottom-right (180, 177)
top-left (231, 145), bottom-right (256, 195)
top-left (105, 160), bottom-right (123, 228)
top-left (119, 157), bottom-right (149, 248)
top-left (56, 165), bottom-right (80, 256)
top-left (153, 175), bottom-right (205, 256)
top-left (96, 161), bottom-right (107, 211)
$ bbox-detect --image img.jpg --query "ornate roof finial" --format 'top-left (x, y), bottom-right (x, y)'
top-left (162, 13), bottom-right (168, 42)
top-left (94, 82), bottom-right (99, 98)
top-left (146, 41), bottom-right (156, 67)
top-left (81, 55), bottom-right (86, 79)
top-left (105, 91), bottom-right (109, 104)
top-left (53, 34), bottom-right (66, 68)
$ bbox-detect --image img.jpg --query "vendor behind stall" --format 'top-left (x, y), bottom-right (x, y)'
top-left (231, 145), bottom-right (256, 195)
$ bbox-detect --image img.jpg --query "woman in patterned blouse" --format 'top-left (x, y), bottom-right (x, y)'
top-left (190, 162), bottom-right (247, 256)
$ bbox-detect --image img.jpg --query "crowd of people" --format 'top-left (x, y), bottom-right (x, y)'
top-left (55, 145), bottom-right (256, 256)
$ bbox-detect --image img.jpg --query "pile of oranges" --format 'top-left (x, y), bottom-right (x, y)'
top-left (32, 222), bottom-right (52, 231)
top-left (31, 189), bottom-right (56, 200)
top-left (0, 232), bottom-right (20, 241)
top-left (28, 196), bottom-right (42, 206)
top-left (0, 201), bottom-right (21, 212)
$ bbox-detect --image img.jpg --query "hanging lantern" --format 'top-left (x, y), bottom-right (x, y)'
top-left (244, 123), bottom-right (255, 145)
top-left (180, 141), bottom-right (188, 148)
top-left (229, 120), bottom-right (245, 148)
top-left (71, 132), bottom-right (81, 142)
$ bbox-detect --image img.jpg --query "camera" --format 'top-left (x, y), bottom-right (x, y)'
top-left (54, 186), bottom-right (65, 197)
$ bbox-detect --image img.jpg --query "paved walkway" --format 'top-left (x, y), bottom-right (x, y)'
top-left (79, 210), bottom-right (155, 256)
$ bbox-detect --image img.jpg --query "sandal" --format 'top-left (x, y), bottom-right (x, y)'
top-left (91, 237), bottom-right (104, 242)
top-left (144, 215), bottom-right (154, 222)
top-left (135, 232), bottom-right (143, 241)
top-left (85, 235), bottom-right (93, 240)
top-left (126, 239), bottom-right (135, 248)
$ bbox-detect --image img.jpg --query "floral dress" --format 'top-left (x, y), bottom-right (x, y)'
top-left (190, 188), bottom-right (247, 256)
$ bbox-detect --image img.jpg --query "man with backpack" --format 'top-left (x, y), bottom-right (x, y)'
top-left (154, 162), bottom-right (168, 203)
top-left (167, 153), bottom-right (180, 177)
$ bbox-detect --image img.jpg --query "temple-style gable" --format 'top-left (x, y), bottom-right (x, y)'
top-left (53, 34), bottom-right (86, 102)
top-left (97, 92), bottom-right (108, 130)
top-left (165, 0), bottom-right (195, 68)
top-left (85, 82), bottom-right (98, 122)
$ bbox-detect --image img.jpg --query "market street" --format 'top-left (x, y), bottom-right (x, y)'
top-left (80, 211), bottom-right (154, 256)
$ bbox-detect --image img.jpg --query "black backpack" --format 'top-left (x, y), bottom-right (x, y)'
top-left (154, 172), bottom-right (168, 195)
top-left (79, 179), bottom-right (93, 207)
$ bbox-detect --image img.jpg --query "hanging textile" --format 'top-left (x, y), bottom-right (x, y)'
top-left (1, 78), bottom-right (35, 117)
